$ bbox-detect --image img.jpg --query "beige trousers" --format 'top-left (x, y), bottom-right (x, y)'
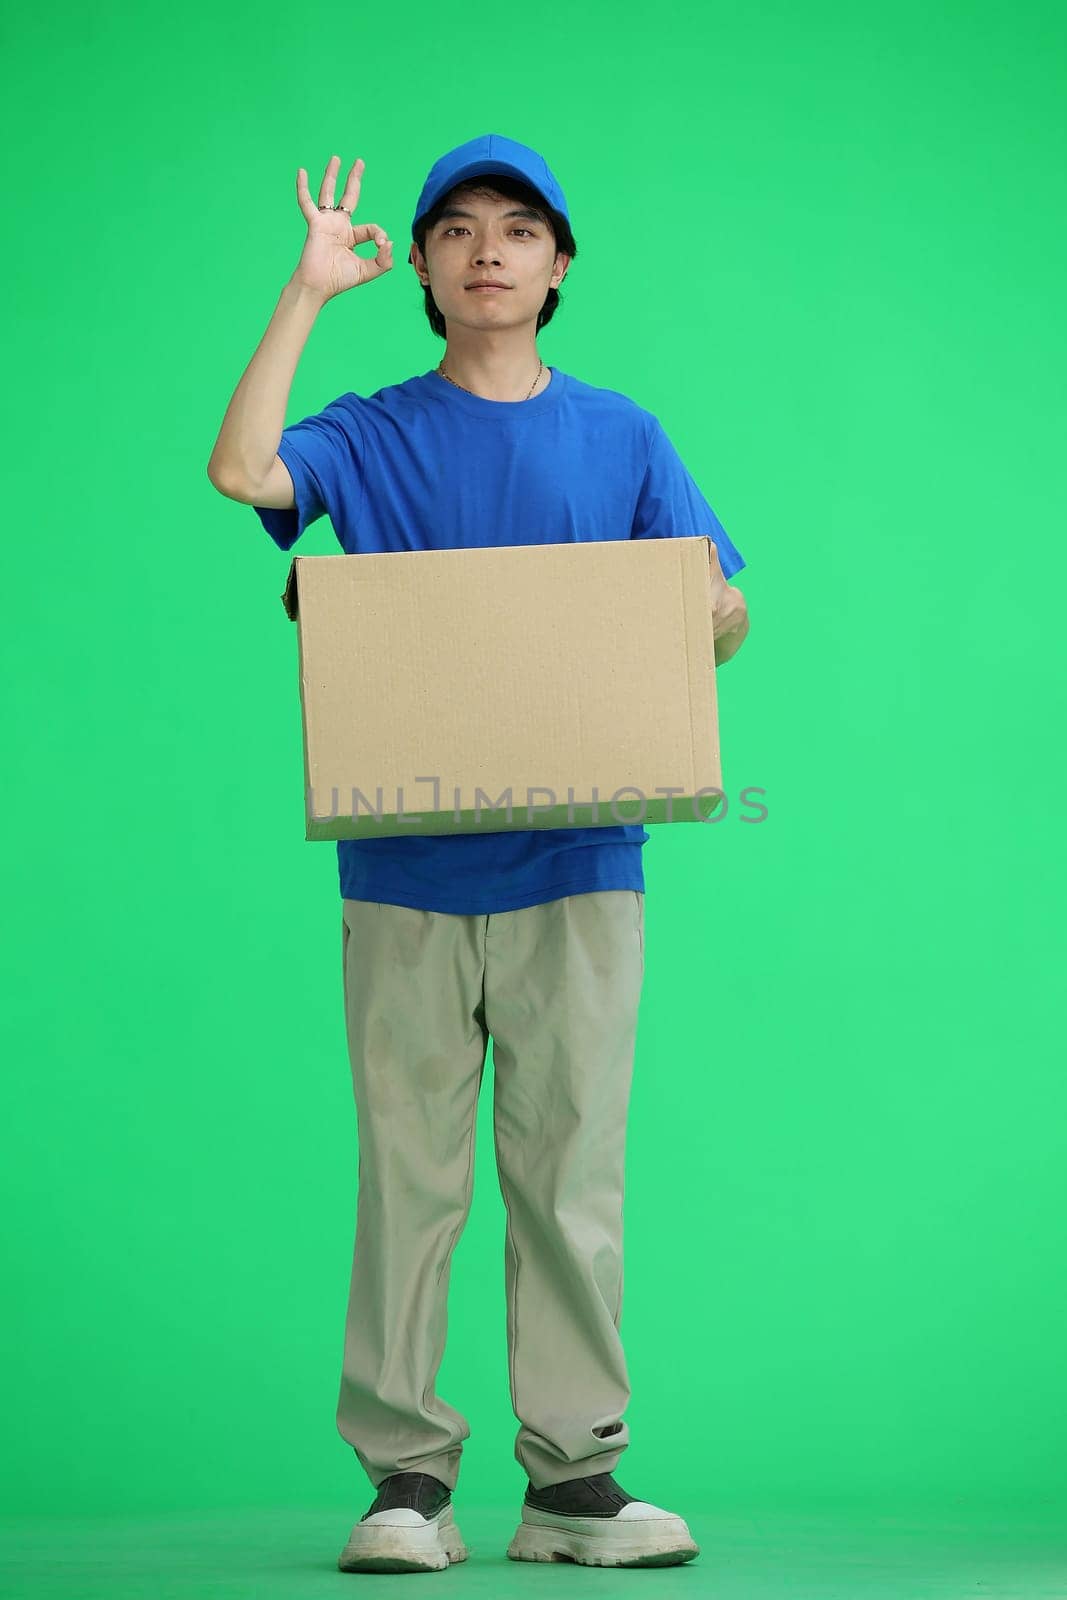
top-left (336, 889), bottom-right (645, 1492)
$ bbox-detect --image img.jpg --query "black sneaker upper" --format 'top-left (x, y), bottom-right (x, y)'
top-left (361, 1471), bottom-right (453, 1522)
top-left (524, 1471), bottom-right (638, 1517)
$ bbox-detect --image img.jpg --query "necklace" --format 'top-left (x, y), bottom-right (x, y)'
top-left (436, 358), bottom-right (545, 400)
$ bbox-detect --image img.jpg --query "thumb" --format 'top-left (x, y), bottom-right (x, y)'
top-left (354, 227), bottom-right (394, 277)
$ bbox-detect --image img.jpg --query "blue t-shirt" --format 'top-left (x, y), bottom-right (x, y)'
top-left (253, 365), bottom-right (745, 915)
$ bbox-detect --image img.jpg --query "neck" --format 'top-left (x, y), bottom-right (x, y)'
top-left (438, 328), bottom-right (546, 400)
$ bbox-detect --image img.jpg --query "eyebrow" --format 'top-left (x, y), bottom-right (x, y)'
top-left (435, 206), bottom-right (544, 225)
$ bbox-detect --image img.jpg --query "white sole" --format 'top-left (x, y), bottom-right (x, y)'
top-left (337, 1502), bottom-right (469, 1573)
top-left (507, 1508), bottom-right (699, 1567)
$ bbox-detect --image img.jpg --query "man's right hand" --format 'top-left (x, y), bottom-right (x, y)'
top-left (292, 155), bottom-right (394, 303)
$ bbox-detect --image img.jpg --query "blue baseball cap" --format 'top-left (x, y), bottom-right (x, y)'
top-left (410, 133), bottom-right (570, 238)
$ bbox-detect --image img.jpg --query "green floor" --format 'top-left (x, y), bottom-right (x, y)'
top-left (1, 1505), bottom-right (1064, 1598)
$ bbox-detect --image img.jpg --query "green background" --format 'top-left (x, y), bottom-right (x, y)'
top-left (3, 0), bottom-right (1065, 1571)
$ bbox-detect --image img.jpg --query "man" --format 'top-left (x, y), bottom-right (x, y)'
top-left (207, 133), bottom-right (749, 1573)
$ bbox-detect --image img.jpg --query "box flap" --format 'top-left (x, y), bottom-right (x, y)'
top-left (281, 558), bottom-right (299, 621)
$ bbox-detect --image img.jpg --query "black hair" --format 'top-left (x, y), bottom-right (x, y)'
top-left (411, 174), bottom-right (577, 340)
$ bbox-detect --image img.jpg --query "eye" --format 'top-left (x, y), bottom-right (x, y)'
top-left (442, 226), bottom-right (535, 237)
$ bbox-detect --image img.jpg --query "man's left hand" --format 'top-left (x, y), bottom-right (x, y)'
top-left (709, 539), bottom-right (750, 665)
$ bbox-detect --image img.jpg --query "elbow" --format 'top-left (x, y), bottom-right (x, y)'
top-left (207, 459), bottom-right (246, 500)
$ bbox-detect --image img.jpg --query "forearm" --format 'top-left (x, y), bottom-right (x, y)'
top-left (207, 278), bottom-right (326, 491)
top-left (713, 585), bottom-right (749, 666)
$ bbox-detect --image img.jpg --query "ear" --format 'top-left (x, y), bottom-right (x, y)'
top-left (552, 251), bottom-right (572, 289)
top-left (410, 241), bottom-right (431, 286)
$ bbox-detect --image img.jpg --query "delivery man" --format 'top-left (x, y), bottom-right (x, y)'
top-left (207, 133), bottom-right (750, 1574)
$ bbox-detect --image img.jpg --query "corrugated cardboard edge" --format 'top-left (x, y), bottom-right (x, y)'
top-left (698, 535), bottom-right (724, 815)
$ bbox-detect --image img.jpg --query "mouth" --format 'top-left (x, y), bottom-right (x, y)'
top-left (466, 284), bottom-right (511, 292)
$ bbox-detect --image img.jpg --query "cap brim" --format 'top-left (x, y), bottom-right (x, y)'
top-left (413, 161), bottom-right (556, 233)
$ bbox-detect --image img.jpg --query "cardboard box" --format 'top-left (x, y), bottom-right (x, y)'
top-left (280, 536), bottom-right (725, 842)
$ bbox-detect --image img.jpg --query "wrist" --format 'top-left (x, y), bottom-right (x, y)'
top-left (283, 276), bottom-right (329, 313)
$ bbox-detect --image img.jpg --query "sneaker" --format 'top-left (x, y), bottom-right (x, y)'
top-left (337, 1471), bottom-right (470, 1573)
top-left (506, 1471), bottom-right (699, 1568)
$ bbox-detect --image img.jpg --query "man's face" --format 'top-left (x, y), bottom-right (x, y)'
top-left (410, 187), bottom-right (569, 331)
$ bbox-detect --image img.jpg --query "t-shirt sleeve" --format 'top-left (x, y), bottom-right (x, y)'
top-left (251, 394), bottom-right (364, 552)
top-left (630, 417), bottom-right (746, 579)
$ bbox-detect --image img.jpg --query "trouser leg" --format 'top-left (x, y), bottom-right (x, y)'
top-left (485, 889), bottom-right (645, 1489)
top-left (336, 898), bottom-right (489, 1492)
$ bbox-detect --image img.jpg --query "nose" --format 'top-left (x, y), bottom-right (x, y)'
top-left (468, 229), bottom-right (503, 267)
